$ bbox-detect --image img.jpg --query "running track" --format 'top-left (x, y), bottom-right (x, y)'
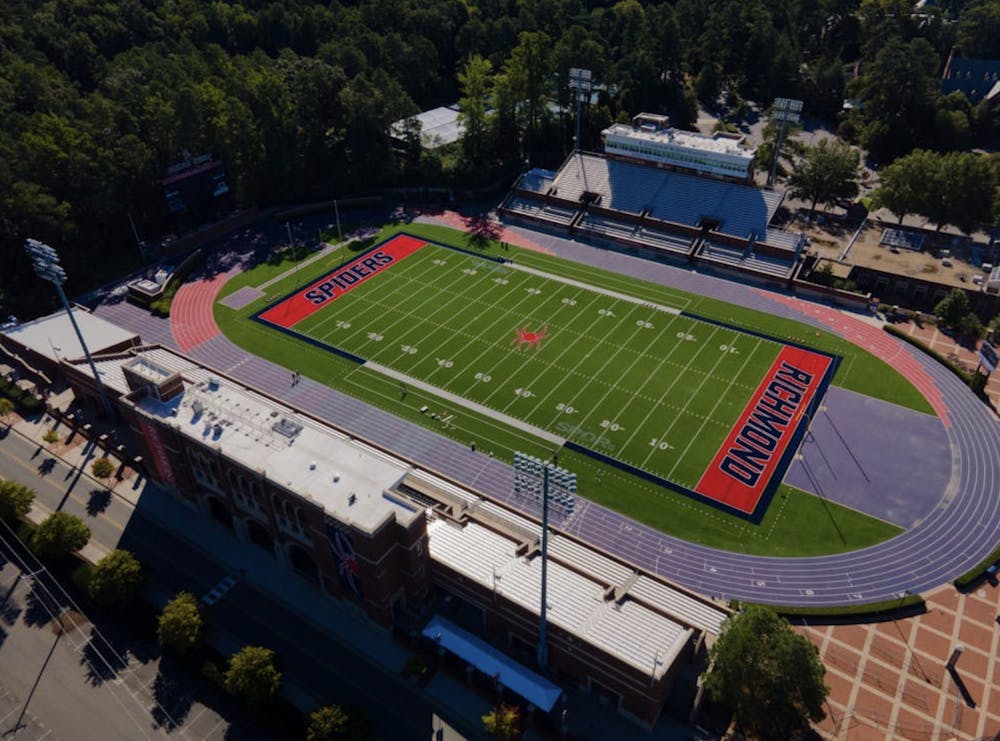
top-left (92, 225), bottom-right (1000, 607)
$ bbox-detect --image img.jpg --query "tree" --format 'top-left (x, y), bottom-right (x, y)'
top-left (306, 704), bottom-right (371, 741)
top-left (307, 705), bottom-right (349, 741)
top-left (88, 549), bottom-right (143, 607)
top-left (935, 288), bottom-right (972, 332)
top-left (870, 150), bottom-right (939, 224)
top-left (31, 511), bottom-right (91, 560)
top-left (789, 139), bottom-right (860, 214)
top-left (0, 479), bottom-right (35, 523)
top-left (482, 702), bottom-right (520, 739)
top-left (157, 592), bottom-right (204, 655)
top-left (458, 55), bottom-right (494, 165)
top-left (703, 604), bottom-right (827, 740)
top-left (938, 152), bottom-right (996, 234)
top-left (0, 398), bottom-right (14, 423)
top-left (91, 457), bottom-right (116, 487)
top-left (225, 646), bottom-right (282, 708)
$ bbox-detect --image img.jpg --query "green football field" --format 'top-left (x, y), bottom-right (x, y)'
top-left (265, 238), bottom-right (790, 491)
top-left (218, 223), bottom-right (915, 556)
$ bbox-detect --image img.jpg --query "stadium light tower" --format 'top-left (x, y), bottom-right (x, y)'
top-left (25, 238), bottom-right (113, 419)
top-left (514, 452), bottom-right (577, 670)
top-left (767, 97), bottom-right (803, 187)
top-left (569, 68), bottom-right (593, 153)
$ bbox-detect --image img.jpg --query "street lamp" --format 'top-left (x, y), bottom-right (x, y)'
top-left (514, 452), bottom-right (577, 670)
top-left (25, 239), bottom-right (113, 418)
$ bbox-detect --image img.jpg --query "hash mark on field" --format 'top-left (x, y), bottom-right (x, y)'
top-left (570, 312), bottom-right (680, 446)
top-left (665, 338), bottom-right (762, 479)
top-left (528, 302), bottom-right (652, 426)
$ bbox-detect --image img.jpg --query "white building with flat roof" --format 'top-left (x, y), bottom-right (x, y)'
top-left (602, 114), bottom-right (756, 181)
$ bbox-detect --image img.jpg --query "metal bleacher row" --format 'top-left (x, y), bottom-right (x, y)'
top-left (699, 241), bottom-right (795, 278)
top-left (503, 196), bottom-right (577, 227)
top-left (547, 153), bottom-right (784, 240)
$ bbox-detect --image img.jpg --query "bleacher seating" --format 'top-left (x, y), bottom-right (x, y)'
top-left (636, 227), bottom-right (693, 255)
top-left (503, 197), bottom-right (577, 227)
top-left (762, 228), bottom-right (802, 252)
top-left (550, 153), bottom-right (782, 239)
top-left (700, 241), bottom-right (794, 278)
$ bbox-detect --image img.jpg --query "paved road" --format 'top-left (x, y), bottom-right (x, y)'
top-left (0, 426), bottom-right (481, 740)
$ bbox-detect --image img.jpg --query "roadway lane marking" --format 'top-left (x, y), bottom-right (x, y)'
top-left (0, 445), bottom-right (128, 533)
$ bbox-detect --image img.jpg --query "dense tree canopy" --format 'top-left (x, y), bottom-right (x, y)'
top-left (789, 139), bottom-right (860, 213)
top-left (871, 150), bottom-right (998, 232)
top-left (0, 0), bottom-right (993, 317)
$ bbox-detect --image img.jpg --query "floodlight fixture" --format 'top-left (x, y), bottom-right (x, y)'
top-left (767, 97), bottom-right (804, 187)
top-left (569, 68), bottom-right (593, 152)
top-left (25, 239), bottom-right (114, 418)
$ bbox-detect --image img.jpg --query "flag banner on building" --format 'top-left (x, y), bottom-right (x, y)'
top-left (327, 523), bottom-right (363, 598)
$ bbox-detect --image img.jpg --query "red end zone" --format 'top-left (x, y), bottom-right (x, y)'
top-left (258, 234), bottom-right (427, 328)
top-left (694, 346), bottom-right (832, 514)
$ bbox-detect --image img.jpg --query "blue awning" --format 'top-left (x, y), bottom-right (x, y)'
top-left (422, 614), bottom-right (563, 712)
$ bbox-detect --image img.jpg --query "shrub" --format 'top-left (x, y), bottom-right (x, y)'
top-left (90, 457), bottom-right (116, 483)
top-left (42, 429), bottom-right (60, 444)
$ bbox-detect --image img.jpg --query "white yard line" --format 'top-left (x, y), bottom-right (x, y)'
top-left (524, 302), bottom-right (648, 424)
top-left (306, 248), bottom-right (446, 342)
top-left (665, 339), bottom-right (763, 480)
top-left (595, 318), bottom-right (700, 452)
top-left (345, 256), bottom-right (502, 362)
top-left (419, 266), bottom-right (555, 385)
top-left (509, 263), bottom-right (682, 315)
top-left (453, 285), bottom-right (600, 397)
top-left (637, 328), bottom-right (739, 470)
top-left (579, 313), bottom-right (682, 449)
top-left (363, 361), bottom-right (566, 445)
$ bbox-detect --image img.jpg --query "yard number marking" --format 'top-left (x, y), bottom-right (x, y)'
top-left (400, 345), bottom-right (418, 355)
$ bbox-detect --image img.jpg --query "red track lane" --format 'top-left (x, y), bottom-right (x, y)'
top-left (695, 346), bottom-right (832, 514)
top-left (170, 271), bottom-right (232, 352)
top-left (258, 234), bottom-right (427, 328)
top-left (763, 292), bottom-right (951, 426)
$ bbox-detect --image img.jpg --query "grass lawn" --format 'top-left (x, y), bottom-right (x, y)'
top-left (214, 223), bottom-right (914, 556)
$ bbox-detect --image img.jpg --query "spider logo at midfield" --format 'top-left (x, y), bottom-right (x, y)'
top-left (512, 325), bottom-right (548, 350)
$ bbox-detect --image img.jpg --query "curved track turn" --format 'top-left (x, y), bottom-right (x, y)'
top-left (95, 224), bottom-right (1000, 607)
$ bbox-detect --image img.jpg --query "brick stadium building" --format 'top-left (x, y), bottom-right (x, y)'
top-left (2, 315), bottom-right (729, 728)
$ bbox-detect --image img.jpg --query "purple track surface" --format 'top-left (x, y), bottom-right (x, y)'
top-left (91, 222), bottom-right (1000, 607)
top-left (785, 386), bottom-right (951, 529)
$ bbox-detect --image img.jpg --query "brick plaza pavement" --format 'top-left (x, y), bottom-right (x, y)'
top-left (801, 583), bottom-right (1000, 740)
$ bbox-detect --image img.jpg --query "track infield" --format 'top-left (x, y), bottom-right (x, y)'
top-left (252, 233), bottom-right (838, 519)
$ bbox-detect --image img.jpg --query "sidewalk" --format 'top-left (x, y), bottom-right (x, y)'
top-left (894, 319), bottom-right (1000, 411)
top-left (2, 410), bottom-right (720, 740)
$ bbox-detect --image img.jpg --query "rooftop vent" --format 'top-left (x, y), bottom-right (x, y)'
top-left (271, 417), bottom-right (303, 439)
